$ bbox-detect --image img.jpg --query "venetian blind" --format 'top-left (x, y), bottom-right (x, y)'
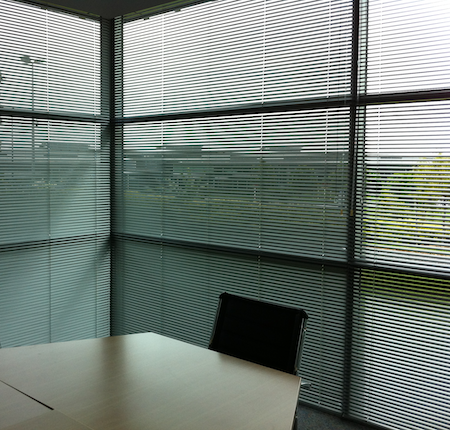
top-left (122, 0), bottom-right (352, 116)
top-left (0, 0), bottom-right (110, 347)
top-left (117, 110), bottom-right (350, 260)
top-left (114, 0), bottom-right (353, 412)
top-left (352, 1), bottom-right (450, 429)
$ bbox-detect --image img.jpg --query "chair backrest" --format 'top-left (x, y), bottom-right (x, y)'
top-left (209, 292), bottom-right (308, 374)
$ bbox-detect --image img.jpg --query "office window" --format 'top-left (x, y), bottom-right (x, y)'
top-left (352, 1), bottom-right (450, 429)
top-left (113, 1), bottom-right (450, 430)
top-left (0, 0), bottom-right (101, 114)
top-left (115, 0), bottom-right (353, 413)
top-left (366, 0), bottom-right (450, 94)
top-left (122, 0), bottom-right (351, 116)
top-left (3, 0), bottom-right (448, 429)
top-left (117, 109), bottom-right (349, 259)
top-left (0, 0), bottom-right (110, 346)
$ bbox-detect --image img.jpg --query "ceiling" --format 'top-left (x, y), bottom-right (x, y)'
top-left (35, 0), bottom-right (174, 19)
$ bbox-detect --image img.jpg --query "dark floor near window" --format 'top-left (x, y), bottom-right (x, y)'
top-left (296, 404), bottom-right (379, 430)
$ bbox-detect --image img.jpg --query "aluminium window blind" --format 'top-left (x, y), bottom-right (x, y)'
top-left (123, 0), bottom-right (352, 116)
top-left (117, 109), bottom-right (349, 260)
top-left (352, 1), bottom-right (450, 429)
top-left (353, 100), bottom-right (450, 430)
top-left (0, 0), bottom-right (101, 115)
top-left (0, 118), bottom-right (109, 244)
top-left (351, 269), bottom-right (450, 430)
top-left (114, 0), bottom-right (353, 414)
top-left (114, 0), bottom-right (450, 429)
top-left (0, 0), bottom-right (109, 347)
top-left (355, 101), bottom-right (450, 272)
top-left (0, 238), bottom-right (110, 346)
top-left (366, 0), bottom-right (450, 94)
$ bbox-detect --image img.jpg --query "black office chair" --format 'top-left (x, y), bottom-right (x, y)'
top-left (209, 293), bottom-right (308, 430)
top-left (209, 292), bottom-right (308, 375)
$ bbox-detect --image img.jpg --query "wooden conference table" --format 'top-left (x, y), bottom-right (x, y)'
top-left (0, 332), bottom-right (301, 430)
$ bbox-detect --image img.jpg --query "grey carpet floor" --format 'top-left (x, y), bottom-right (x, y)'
top-left (296, 404), bottom-right (379, 430)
